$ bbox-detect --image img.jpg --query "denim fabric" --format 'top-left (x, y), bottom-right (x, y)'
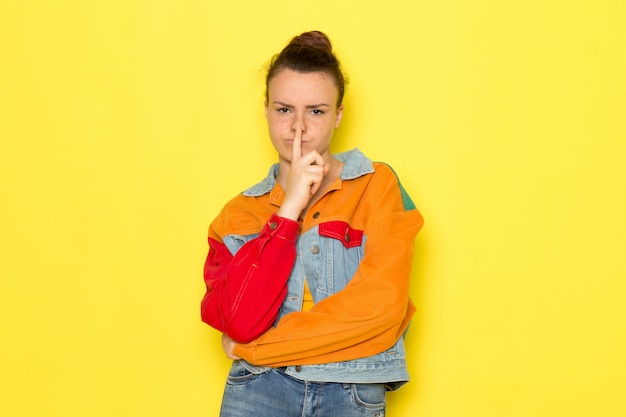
top-left (219, 361), bottom-right (386, 417)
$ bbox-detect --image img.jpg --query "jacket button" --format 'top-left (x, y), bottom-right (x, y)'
top-left (311, 245), bottom-right (320, 254)
top-left (269, 222), bottom-right (277, 230)
top-left (312, 212), bottom-right (320, 219)
top-left (295, 366), bottom-right (302, 372)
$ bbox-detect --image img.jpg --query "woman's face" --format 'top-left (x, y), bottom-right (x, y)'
top-left (265, 69), bottom-right (343, 164)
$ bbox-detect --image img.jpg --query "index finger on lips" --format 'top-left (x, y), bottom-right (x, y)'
top-left (291, 124), bottom-right (302, 162)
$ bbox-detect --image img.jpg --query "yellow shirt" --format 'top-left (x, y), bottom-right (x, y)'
top-left (302, 280), bottom-right (314, 312)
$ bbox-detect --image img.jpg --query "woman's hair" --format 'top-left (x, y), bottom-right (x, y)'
top-left (266, 31), bottom-right (346, 106)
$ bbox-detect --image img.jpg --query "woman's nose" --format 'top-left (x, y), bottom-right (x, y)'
top-left (291, 115), bottom-right (306, 133)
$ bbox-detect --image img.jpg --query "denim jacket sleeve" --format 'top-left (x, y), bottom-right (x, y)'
top-left (233, 164), bottom-right (424, 366)
top-left (200, 213), bottom-right (300, 343)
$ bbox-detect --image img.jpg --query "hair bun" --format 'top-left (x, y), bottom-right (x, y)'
top-left (290, 31), bottom-right (332, 53)
top-left (266, 30), bottom-right (346, 106)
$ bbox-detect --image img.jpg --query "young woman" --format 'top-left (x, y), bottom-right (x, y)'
top-left (201, 31), bottom-right (424, 417)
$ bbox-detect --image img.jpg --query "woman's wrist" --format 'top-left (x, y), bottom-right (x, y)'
top-left (276, 203), bottom-right (302, 221)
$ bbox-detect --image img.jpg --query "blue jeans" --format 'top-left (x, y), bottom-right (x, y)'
top-left (219, 361), bottom-right (386, 417)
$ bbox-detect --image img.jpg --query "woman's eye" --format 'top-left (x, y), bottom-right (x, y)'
top-left (277, 108), bottom-right (290, 114)
top-left (311, 109), bottom-right (324, 115)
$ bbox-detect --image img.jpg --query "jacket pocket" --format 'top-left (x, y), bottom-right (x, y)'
top-left (225, 360), bottom-right (269, 386)
top-left (319, 221), bottom-right (363, 248)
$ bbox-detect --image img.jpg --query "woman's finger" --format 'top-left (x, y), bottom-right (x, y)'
top-left (291, 125), bottom-right (302, 162)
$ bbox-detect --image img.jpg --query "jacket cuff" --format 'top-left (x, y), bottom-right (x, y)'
top-left (262, 213), bottom-right (300, 243)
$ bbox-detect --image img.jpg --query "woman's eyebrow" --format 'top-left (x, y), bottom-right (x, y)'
top-left (272, 101), bottom-right (330, 109)
top-left (305, 103), bottom-right (330, 109)
top-left (272, 101), bottom-right (293, 108)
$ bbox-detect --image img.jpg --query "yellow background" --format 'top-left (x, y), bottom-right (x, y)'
top-left (1, 1), bottom-right (625, 416)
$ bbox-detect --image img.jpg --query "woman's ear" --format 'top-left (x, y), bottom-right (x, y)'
top-left (334, 105), bottom-right (344, 128)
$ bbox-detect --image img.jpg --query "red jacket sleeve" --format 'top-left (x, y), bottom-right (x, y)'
top-left (200, 213), bottom-right (299, 343)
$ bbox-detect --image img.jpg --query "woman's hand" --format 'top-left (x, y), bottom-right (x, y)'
top-left (277, 126), bottom-right (329, 221)
top-left (221, 333), bottom-right (241, 360)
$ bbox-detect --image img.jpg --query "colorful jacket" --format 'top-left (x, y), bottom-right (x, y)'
top-left (201, 148), bottom-right (423, 386)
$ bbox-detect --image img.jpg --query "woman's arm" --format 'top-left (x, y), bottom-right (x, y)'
top-left (200, 213), bottom-right (299, 343)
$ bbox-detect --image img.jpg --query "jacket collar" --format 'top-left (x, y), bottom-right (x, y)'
top-left (243, 148), bottom-right (374, 197)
